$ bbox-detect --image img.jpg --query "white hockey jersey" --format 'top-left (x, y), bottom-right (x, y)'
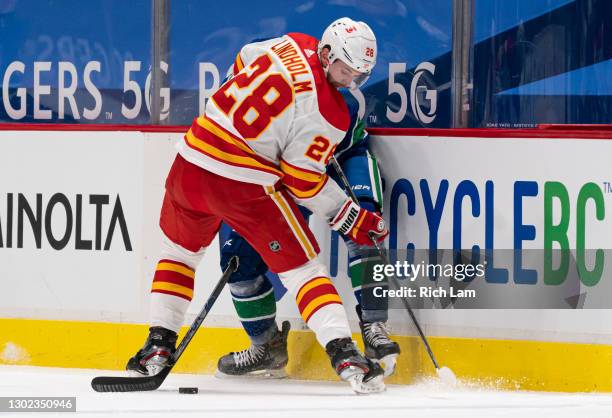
top-left (176, 33), bottom-right (350, 219)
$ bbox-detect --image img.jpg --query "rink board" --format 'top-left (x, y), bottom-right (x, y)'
top-left (4, 317), bottom-right (612, 392)
top-left (1, 125), bottom-right (612, 391)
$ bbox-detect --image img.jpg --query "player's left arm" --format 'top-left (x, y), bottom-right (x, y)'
top-left (338, 149), bottom-right (383, 213)
top-left (332, 109), bottom-right (384, 213)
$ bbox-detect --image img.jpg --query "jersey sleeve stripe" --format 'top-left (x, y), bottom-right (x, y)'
top-left (279, 158), bottom-right (324, 182)
top-left (284, 175), bottom-right (327, 199)
top-left (280, 157), bottom-right (329, 198)
top-left (195, 116), bottom-right (254, 155)
top-left (193, 116), bottom-right (283, 171)
top-left (184, 130), bottom-right (282, 177)
top-left (184, 117), bottom-right (284, 178)
top-left (281, 168), bottom-right (324, 190)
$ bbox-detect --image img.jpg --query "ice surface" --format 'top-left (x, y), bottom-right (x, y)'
top-left (2, 365), bottom-right (612, 418)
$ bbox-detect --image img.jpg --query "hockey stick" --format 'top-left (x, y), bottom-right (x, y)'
top-left (329, 156), bottom-right (457, 385)
top-left (91, 256), bottom-right (239, 392)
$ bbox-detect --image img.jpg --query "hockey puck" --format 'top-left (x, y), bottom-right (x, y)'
top-left (179, 387), bottom-right (198, 394)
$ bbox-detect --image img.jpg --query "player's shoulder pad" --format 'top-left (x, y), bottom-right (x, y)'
top-left (287, 32), bottom-right (350, 133)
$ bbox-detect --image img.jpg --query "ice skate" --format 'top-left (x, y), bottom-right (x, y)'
top-left (216, 321), bottom-right (290, 379)
top-left (325, 337), bottom-right (385, 394)
top-left (125, 327), bottom-right (177, 377)
top-left (361, 321), bottom-right (400, 377)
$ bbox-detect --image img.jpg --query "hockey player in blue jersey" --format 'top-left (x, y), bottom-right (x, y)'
top-left (216, 99), bottom-right (401, 379)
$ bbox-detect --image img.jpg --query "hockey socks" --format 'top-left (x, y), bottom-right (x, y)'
top-left (279, 260), bottom-right (351, 347)
top-left (346, 241), bottom-right (389, 323)
top-left (229, 275), bottom-right (278, 345)
top-left (150, 259), bottom-right (195, 332)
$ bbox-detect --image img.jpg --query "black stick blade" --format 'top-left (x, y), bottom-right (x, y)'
top-left (91, 367), bottom-right (170, 392)
top-left (90, 256), bottom-right (237, 393)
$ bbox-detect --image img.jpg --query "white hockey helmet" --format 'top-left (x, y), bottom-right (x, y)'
top-left (318, 17), bottom-right (377, 89)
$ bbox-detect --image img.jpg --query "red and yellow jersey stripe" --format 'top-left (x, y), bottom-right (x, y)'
top-left (280, 158), bottom-right (328, 199)
top-left (184, 116), bottom-right (283, 179)
top-left (295, 277), bottom-right (342, 323)
top-left (267, 189), bottom-right (318, 260)
top-left (151, 259), bottom-right (195, 301)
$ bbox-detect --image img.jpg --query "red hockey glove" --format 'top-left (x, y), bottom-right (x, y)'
top-left (330, 199), bottom-right (388, 246)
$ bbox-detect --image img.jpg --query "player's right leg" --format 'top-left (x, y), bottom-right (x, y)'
top-left (127, 155), bottom-right (222, 376)
top-left (126, 230), bottom-right (212, 376)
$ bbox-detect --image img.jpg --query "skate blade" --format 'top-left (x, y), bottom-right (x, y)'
top-left (144, 360), bottom-right (169, 377)
top-left (215, 368), bottom-right (288, 380)
top-left (146, 364), bottom-right (164, 376)
top-left (345, 373), bottom-right (386, 395)
top-left (143, 355), bottom-right (170, 377)
top-left (377, 354), bottom-right (398, 377)
top-left (340, 366), bottom-right (386, 394)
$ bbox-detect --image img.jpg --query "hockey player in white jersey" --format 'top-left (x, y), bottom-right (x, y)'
top-left (126, 18), bottom-right (387, 394)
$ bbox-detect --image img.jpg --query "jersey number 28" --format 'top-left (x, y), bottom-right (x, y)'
top-left (212, 54), bottom-right (293, 140)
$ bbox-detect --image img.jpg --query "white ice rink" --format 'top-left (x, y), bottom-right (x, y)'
top-left (2, 365), bottom-right (612, 418)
